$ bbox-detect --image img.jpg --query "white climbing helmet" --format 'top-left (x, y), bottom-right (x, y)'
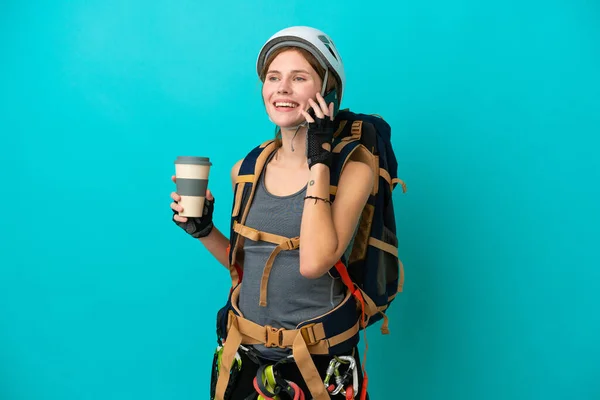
top-left (256, 26), bottom-right (346, 104)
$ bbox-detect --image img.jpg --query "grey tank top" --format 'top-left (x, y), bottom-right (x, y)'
top-left (238, 154), bottom-right (345, 360)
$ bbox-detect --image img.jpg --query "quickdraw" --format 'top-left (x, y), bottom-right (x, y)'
top-left (323, 355), bottom-right (358, 398)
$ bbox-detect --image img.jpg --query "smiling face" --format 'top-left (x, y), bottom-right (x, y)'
top-left (261, 49), bottom-right (323, 129)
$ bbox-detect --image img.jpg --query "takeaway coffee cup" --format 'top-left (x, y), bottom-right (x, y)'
top-left (174, 156), bottom-right (212, 218)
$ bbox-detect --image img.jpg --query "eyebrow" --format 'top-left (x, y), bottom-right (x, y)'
top-left (266, 69), bottom-right (311, 75)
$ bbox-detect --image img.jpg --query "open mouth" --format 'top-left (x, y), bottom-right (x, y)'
top-left (273, 101), bottom-right (299, 109)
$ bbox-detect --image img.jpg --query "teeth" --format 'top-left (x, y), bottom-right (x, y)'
top-left (275, 102), bottom-right (297, 108)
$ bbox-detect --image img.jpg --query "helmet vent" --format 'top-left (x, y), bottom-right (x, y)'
top-left (318, 35), bottom-right (339, 61)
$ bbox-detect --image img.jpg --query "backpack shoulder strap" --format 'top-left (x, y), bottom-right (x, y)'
top-left (330, 115), bottom-right (379, 199)
top-left (227, 139), bottom-right (277, 286)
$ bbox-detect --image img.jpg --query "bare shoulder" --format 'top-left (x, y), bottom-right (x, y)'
top-left (343, 159), bottom-right (372, 174)
top-left (334, 159), bottom-right (374, 206)
top-left (339, 159), bottom-right (374, 186)
top-left (331, 158), bottom-right (374, 227)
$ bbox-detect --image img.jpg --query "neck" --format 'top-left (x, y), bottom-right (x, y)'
top-left (276, 125), bottom-right (308, 167)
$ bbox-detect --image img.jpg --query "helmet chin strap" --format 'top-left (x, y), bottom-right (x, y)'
top-left (290, 124), bottom-right (304, 152)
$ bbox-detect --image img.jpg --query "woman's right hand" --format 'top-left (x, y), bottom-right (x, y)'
top-left (171, 175), bottom-right (215, 238)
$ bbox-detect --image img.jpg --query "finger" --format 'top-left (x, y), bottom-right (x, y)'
top-left (308, 98), bottom-right (325, 119)
top-left (171, 175), bottom-right (176, 183)
top-left (206, 189), bottom-right (214, 201)
top-left (170, 201), bottom-right (183, 213)
top-left (328, 102), bottom-right (334, 121)
top-left (309, 97), bottom-right (325, 118)
top-left (170, 192), bottom-right (181, 202)
top-left (315, 93), bottom-right (329, 116)
top-left (173, 215), bottom-right (188, 223)
top-left (300, 108), bottom-right (315, 123)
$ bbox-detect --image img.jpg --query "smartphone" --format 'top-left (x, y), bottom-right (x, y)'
top-left (323, 88), bottom-right (340, 118)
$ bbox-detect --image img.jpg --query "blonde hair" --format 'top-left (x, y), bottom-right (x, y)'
top-left (259, 46), bottom-right (339, 148)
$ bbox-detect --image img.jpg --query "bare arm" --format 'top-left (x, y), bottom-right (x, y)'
top-left (197, 226), bottom-right (230, 268)
top-left (299, 158), bottom-right (373, 278)
top-left (171, 159), bottom-right (243, 269)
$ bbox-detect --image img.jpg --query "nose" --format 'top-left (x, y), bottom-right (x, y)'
top-left (277, 77), bottom-right (291, 94)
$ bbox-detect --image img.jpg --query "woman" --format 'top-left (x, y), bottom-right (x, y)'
top-left (171, 26), bottom-right (373, 399)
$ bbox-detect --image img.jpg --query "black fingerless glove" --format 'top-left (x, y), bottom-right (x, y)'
top-left (172, 197), bottom-right (215, 238)
top-left (306, 109), bottom-right (334, 169)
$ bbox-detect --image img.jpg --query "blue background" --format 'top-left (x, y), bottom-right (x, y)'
top-left (1, 1), bottom-right (599, 399)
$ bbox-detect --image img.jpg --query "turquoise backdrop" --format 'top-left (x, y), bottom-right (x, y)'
top-left (1, 1), bottom-right (599, 399)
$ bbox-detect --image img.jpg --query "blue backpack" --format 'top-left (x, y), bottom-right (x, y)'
top-left (213, 110), bottom-right (406, 400)
top-left (326, 109), bottom-right (406, 332)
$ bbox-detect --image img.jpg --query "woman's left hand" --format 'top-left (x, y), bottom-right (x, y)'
top-left (300, 92), bottom-right (335, 123)
top-left (301, 93), bottom-right (335, 169)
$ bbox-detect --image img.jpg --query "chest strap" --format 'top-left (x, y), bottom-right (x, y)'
top-left (233, 221), bottom-right (300, 307)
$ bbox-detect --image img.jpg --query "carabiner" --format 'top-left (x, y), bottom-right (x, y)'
top-left (331, 355), bottom-right (358, 398)
top-left (324, 358), bottom-right (339, 390)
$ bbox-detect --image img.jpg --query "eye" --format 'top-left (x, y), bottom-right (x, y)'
top-left (268, 76), bottom-right (279, 82)
top-left (294, 76), bottom-right (306, 82)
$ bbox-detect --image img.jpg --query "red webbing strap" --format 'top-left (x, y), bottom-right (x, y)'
top-left (234, 263), bottom-right (243, 283)
top-left (333, 260), bottom-right (369, 400)
top-left (334, 260), bottom-right (366, 328)
top-left (226, 244), bottom-right (243, 285)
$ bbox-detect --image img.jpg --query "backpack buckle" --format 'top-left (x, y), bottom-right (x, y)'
top-left (265, 325), bottom-right (285, 348)
top-left (299, 324), bottom-right (318, 346)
